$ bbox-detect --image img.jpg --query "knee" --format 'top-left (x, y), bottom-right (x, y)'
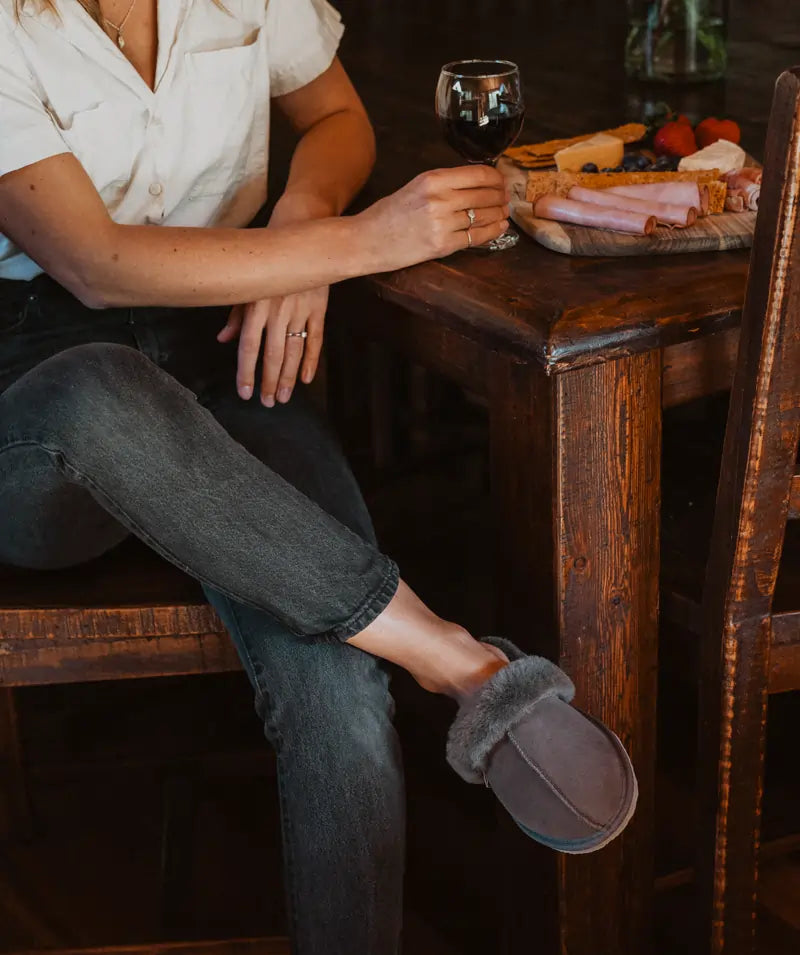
top-left (9, 342), bottom-right (183, 446)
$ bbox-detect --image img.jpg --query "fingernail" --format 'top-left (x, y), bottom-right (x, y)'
top-left (302, 370), bottom-right (312, 384)
top-left (277, 387), bottom-right (291, 403)
top-left (261, 394), bottom-right (275, 408)
top-left (239, 385), bottom-right (252, 399)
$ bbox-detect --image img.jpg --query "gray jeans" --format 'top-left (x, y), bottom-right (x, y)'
top-left (0, 275), bottom-right (405, 954)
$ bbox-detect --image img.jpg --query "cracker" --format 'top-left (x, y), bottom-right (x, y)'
top-left (505, 123), bottom-right (647, 167)
top-left (706, 181), bottom-right (727, 215)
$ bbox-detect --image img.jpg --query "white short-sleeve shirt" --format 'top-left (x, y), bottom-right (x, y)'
top-left (0, 0), bottom-right (344, 280)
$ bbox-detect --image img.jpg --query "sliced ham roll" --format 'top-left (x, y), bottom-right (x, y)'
top-left (725, 167), bottom-right (762, 186)
top-left (727, 183), bottom-right (760, 211)
top-left (603, 181), bottom-right (708, 215)
top-left (533, 195), bottom-right (657, 235)
top-left (567, 185), bottom-right (696, 227)
top-left (724, 170), bottom-right (761, 210)
top-left (741, 184), bottom-right (759, 211)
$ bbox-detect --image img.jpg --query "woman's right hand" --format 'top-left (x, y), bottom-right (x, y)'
top-left (357, 165), bottom-right (510, 271)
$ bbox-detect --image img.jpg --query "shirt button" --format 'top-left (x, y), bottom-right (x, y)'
top-left (149, 182), bottom-right (163, 197)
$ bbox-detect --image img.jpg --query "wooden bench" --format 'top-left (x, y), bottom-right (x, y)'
top-left (0, 536), bottom-right (285, 952)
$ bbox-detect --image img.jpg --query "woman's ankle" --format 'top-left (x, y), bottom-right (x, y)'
top-left (405, 628), bottom-right (509, 702)
top-left (344, 579), bottom-right (508, 701)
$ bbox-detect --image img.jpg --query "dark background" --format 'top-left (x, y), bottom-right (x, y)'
top-left (3, 1), bottom-right (800, 953)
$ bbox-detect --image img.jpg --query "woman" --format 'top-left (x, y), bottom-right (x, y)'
top-left (0, 2), bottom-right (638, 952)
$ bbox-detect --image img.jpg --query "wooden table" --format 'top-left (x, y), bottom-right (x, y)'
top-left (303, 2), bottom-right (800, 953)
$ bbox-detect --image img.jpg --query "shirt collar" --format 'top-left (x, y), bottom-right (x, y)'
top-left (28, 0), bottom-right (191, 101)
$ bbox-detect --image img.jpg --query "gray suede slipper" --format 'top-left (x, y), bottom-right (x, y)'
top-left (446, 637), bottom-right (638, 854)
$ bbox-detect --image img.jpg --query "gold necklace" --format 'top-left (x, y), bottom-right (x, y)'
top-left (101, 0), bottom-right (140, 50)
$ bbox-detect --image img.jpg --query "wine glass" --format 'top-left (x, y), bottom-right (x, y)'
top-left (435, 59), bottom-right (524, 251)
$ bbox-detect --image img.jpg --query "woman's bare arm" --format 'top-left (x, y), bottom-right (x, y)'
top-left (268, 58), bottom-right (376, 223)
top-left (0, 151), bottom-right (508, 310)
top-left (0, 151), bottom-right (380, 309)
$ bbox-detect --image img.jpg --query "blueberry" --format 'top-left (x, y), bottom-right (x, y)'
top-left (622, 154), bottom-right (640, 171)
top-left (600, 167), bottom-right (615, 173)
top-left (653, 156), bottom-right (673, 170)
top-left (581, 162), bottom-right (599, 173)
top-left (636, 155), bottom-right (651, 170)
top-left (611, 165), bottom-right (624, 172)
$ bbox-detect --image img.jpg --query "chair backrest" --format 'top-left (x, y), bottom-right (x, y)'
top-left (698, 67), bottom-right (800, 951)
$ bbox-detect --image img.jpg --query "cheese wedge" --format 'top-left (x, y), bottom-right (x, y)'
top-left (554, 133), bottom-right (624, 173)
top-left (678, 139), bottom-right (745, 175)
top-left (505, 123), bottom-right (647, 167)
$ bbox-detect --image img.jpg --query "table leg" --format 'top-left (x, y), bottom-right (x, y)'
top-left (488, 352), bottom-right (661, 955)
top-left (0, 687), bottom-right (32, 842)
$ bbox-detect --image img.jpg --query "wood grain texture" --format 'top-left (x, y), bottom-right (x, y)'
top-left (364, 236), bottom-right (750, 371)
top-left (0, 605), bottom-right (224, 643)
top-left (771, 611), bottom-right (800, 647)
top-left (500, 159), bottom-right (756, 258)
top-left (0, 688), bottom-right (31, 840)
top-left (789, 475), bottom-right (800, 519)
top-left (693, 68), bottom-right (800, 955)
top-left (662, 328), bottom-right (740, 408)
top-left (0, 633), bottom-right (241, 688)
top-left (768, 636), bottom-right (800, 694)
top-left (488, 351), bottom-right (661, 955)
top-left (12, 940), bottom-right (288, 955)
top-left (0, 537), bottom-right (239, 687)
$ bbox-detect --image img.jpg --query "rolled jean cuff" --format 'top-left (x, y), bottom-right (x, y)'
top-left (325, 556), bottom-right (401, 643)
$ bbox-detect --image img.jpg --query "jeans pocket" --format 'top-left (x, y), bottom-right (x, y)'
top-left (0, 290), bottom-right (36, 335)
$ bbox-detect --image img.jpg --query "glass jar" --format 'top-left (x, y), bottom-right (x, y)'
top-left (625, 0), bottom-right (728, 83)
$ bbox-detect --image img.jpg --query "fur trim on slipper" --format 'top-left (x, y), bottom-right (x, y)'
top-left (446, 644), bottom-right (575, 784)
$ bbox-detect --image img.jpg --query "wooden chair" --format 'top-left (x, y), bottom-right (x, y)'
top-left (0, 535), bottom-right (287, 954)
top-left (661, 68), bottom-right (800, 953)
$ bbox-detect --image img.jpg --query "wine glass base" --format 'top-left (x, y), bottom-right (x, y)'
top-left (484, 228), bottom-right (519, 252)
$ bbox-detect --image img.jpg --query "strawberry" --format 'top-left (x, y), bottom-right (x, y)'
top-left (673, 113), bottom-right (692, 126)
top-left (695, 117), bottom-right (741, 149)
top-left (653, 120), bottom-right (698, 158)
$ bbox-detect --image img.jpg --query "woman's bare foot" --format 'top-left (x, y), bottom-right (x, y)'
top-left (345, 580), bottom-right (509, 704)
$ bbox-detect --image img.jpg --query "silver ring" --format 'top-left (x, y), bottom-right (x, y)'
top-left (466, 228), bottom-right (473, 248)
top-left (286, 330), bottom-right (308, 339)
top-left (466, 208), bottom-right (476, 226)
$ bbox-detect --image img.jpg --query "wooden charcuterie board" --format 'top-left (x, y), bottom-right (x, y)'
top-left (499, 157), bottom-right (757, 257)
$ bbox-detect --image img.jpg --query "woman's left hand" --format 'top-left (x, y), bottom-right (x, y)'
top-left (218, 192), bottom-right (336, 404)
top-left (217, 284), bottom-right (329, 405)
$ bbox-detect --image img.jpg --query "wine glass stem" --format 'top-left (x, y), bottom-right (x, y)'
top-left (481, 158), bottom-right (517, 251)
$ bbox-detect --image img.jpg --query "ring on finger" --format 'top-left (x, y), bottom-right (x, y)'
top-left (465, 207), bottom-right (477, 227)
top-left (466, 228), bottom-right (473, 248)
top-left (286, 330), bottom-right (308, 339)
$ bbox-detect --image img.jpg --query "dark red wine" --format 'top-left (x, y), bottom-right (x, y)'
top-left (440, 108), bottom-right (524, 162)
